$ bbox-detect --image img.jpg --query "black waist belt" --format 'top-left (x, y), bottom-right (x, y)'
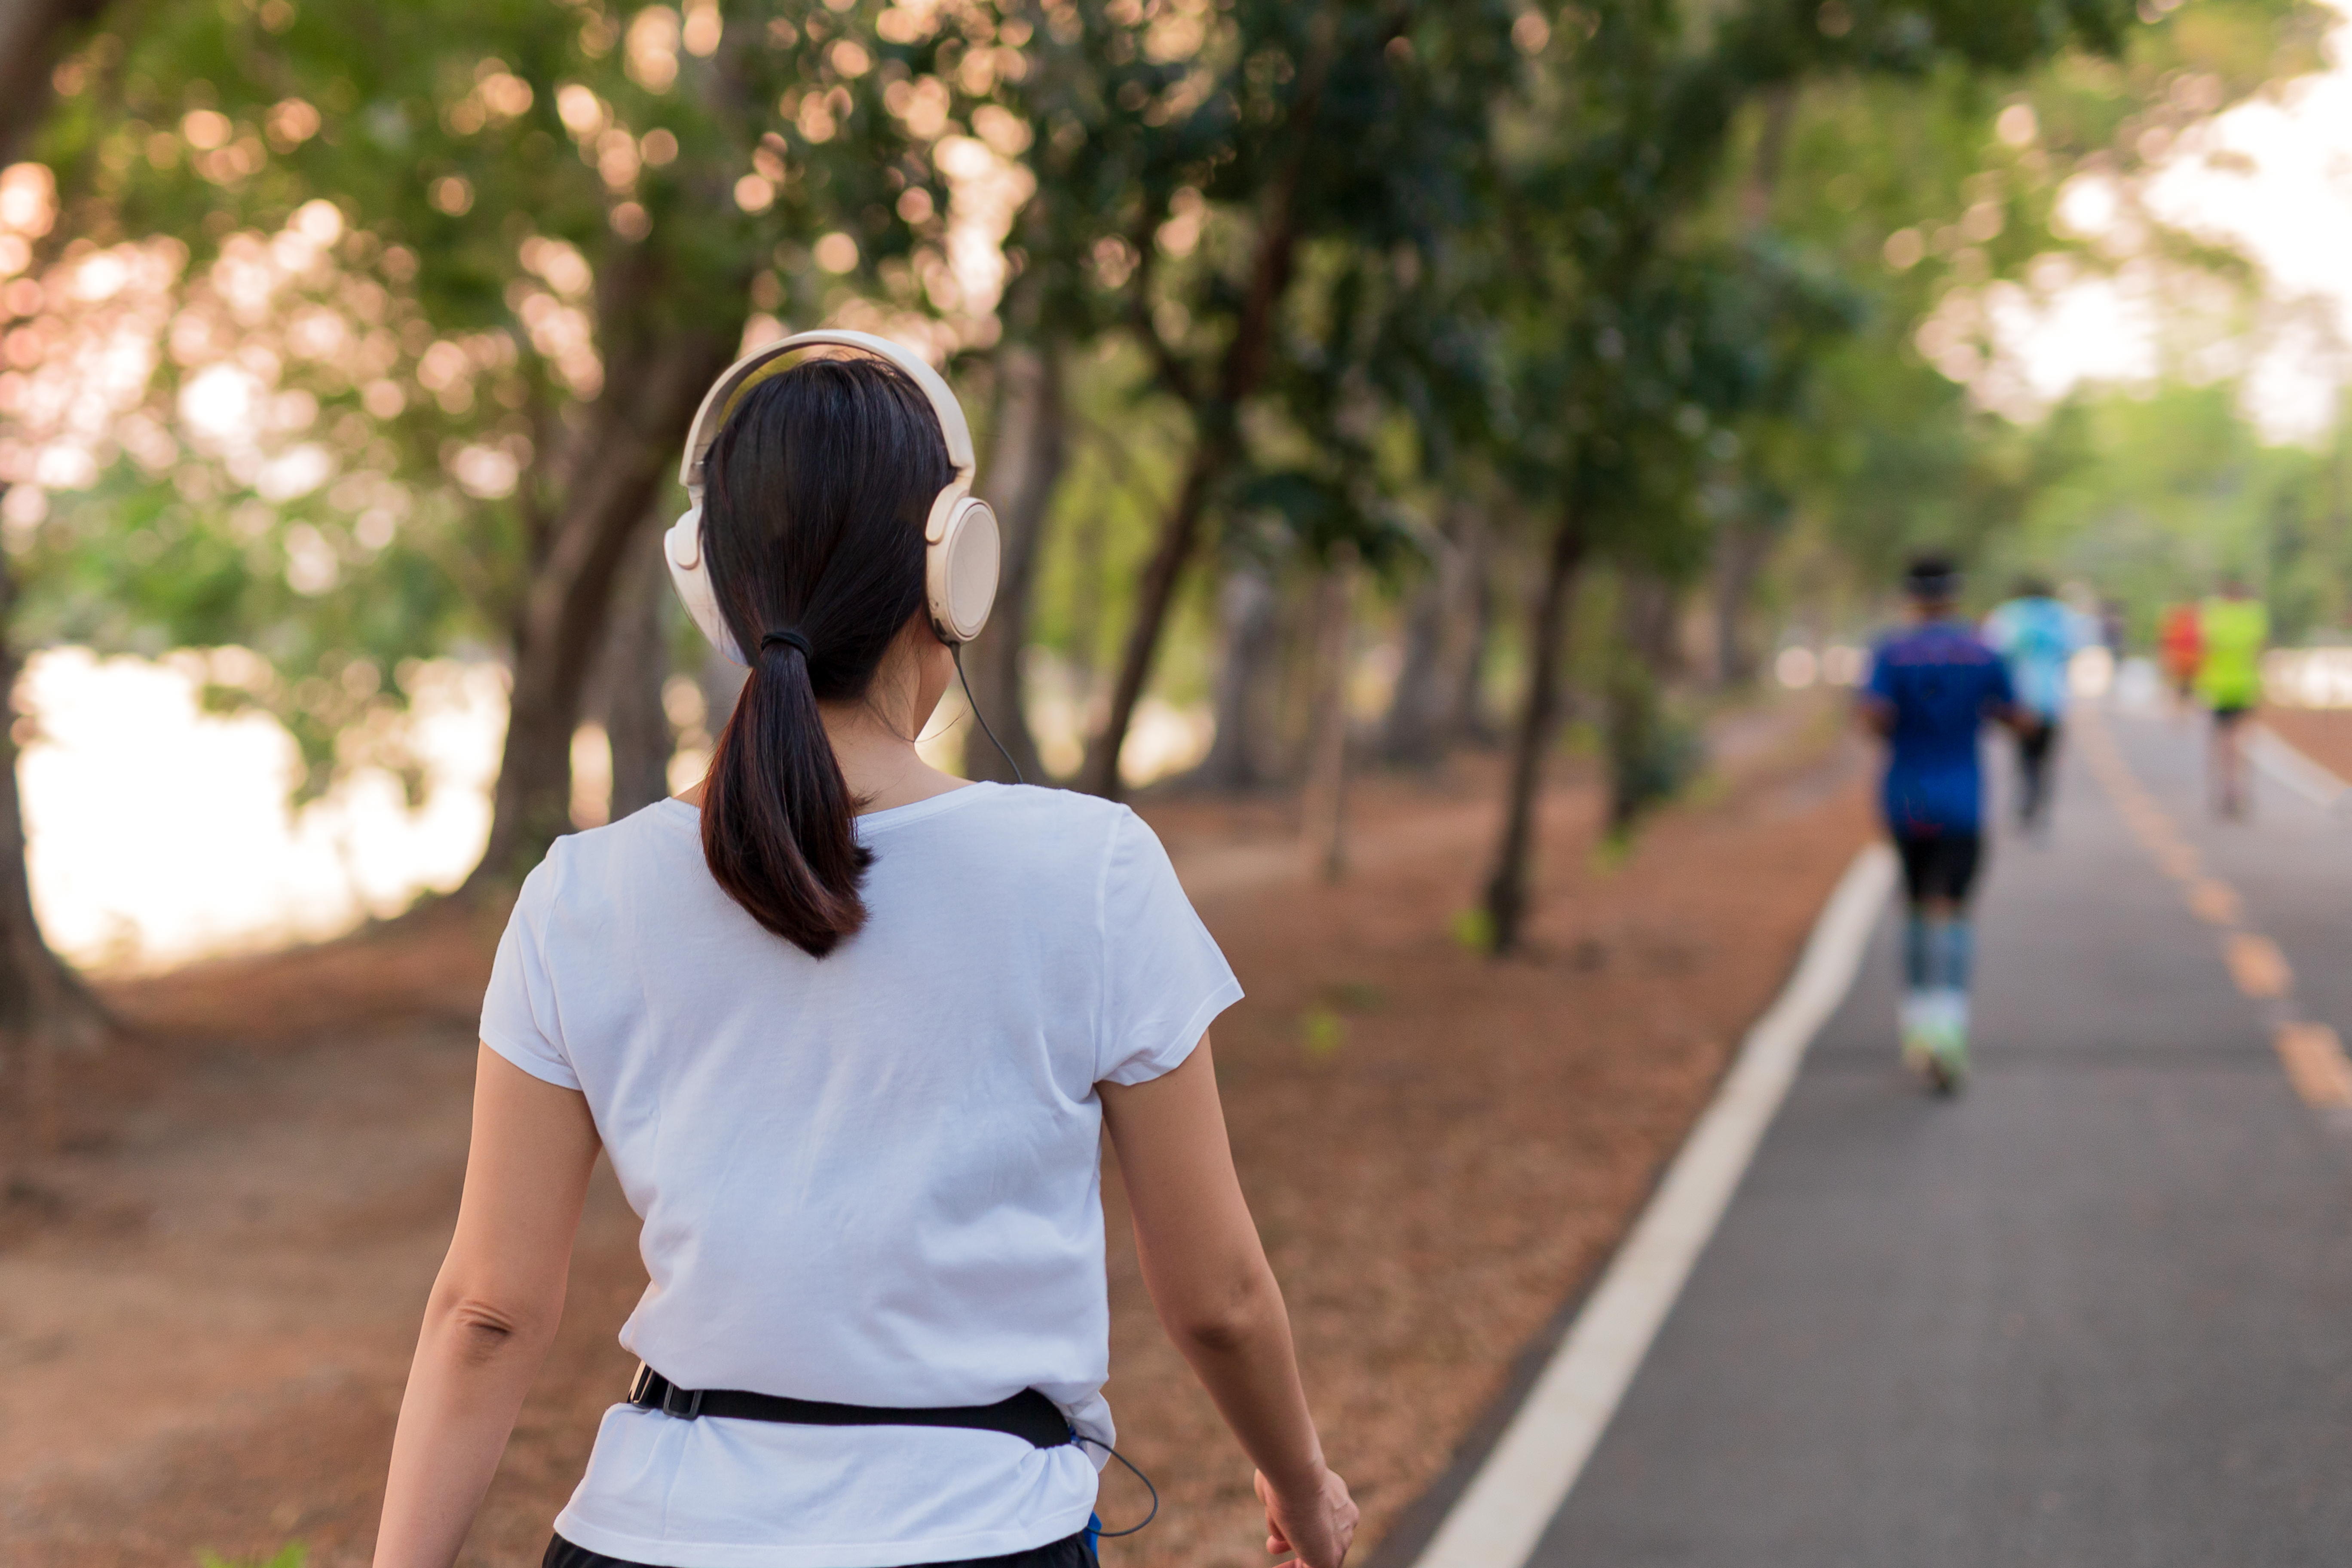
top-left (626, 1364), bottom-right (1074, 1450)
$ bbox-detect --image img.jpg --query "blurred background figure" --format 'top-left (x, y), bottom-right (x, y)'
top-left (2196, 577), bottom-right (2270, 819)
top-left (1860, 557), bottom-right (2024, 1093)
top-left (2098, 598), bottom-right (2128, 658)
top-left (1984, 577), bottom-right (2092, 835)
top-left (2159, 601), bottom-right (2205, 720)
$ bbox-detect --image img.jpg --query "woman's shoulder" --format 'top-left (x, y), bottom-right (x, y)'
top-left (911, 783), bottom-right (1163, 878)
top-left (944, 782), bottom-right (1145, 849)
top-left (969, 781), bottom-right (1130, 824)
top-left (525, 799), bottom-right (700, 900)
top-left (563, 796), bottom-right (698, 854)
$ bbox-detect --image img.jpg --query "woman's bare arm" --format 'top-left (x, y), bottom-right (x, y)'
top-left (373, 1047), bottom-right (602, 1568)
top-left (1101, 1037), bottom-right (1356, 1568)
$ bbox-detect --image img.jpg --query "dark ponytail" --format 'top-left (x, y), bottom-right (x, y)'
top-left (695, 355), bottom-right (949, 956)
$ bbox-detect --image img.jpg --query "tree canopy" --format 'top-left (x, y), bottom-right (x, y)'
top-left (0, 0), bottom-right (2337, 975)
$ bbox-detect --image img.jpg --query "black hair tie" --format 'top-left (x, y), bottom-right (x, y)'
top-left (760, 629), bottom-right (812, 660)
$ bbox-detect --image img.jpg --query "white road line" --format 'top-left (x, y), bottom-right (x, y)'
top-left (1408, 842), bottom-right (1896, 1568)
top-left (2247, 725), bottom-right (2350, 814)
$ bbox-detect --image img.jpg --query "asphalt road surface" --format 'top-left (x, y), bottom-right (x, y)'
top-left (1532, 700), bottom-right (2352, 1567)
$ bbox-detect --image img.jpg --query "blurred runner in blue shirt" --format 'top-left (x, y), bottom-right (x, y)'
top-left (1983, 578), bottom-right (2089, 832)
top-left (1859, 556), bottom-right (2024, 1093)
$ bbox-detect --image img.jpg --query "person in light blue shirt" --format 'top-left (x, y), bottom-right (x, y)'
top-left (1983, 578), bottom-right (2090, 831)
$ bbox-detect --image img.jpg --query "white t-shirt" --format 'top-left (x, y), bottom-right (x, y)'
top-left (479, 783), bottom-right (1242, 1568)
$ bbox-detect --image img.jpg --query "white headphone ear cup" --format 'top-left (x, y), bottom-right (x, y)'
top-left (665, 508), bottom-right (746, 666)
top-left (927, 497), bottom-right (1000, 644)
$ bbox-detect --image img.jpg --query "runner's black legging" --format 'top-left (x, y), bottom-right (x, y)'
top-left (1895, 832), bottom-right (1981, 906)
top-left (2017, 719), bottom-right (2060, 824)
top-left (545, 1528), bottom-right (1099, 1568)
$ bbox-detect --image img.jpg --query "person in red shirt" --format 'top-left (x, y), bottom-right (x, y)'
top-left (2158, 602), bottom-right (2202, 715)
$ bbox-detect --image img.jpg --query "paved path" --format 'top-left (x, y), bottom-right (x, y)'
top-left (1529, 701), bottom-right (2352, 1566)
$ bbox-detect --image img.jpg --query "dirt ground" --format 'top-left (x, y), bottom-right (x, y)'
top-left (0, 692), bottom-right (1871, 1568)
top-left (2260, 707), bottom-right (2352, 784)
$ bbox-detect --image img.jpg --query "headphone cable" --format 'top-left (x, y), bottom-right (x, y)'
top-left (1072, 1435), bottom-right (1160, 1539)
top-left (953, 643), bottom-right (1025, 786)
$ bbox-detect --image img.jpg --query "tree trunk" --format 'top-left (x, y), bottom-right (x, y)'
top-left (0, 0), bottom-right (124, 1176)
top-left (1074, 3), bottom-right (1360, 800)
top-left (600, 521), bottom-right (674, 819)
top-left (0, 553), bottom-right (107, 1176)
top-left (1454, 520), bottom-right (1498, 746)
top-left (1380, 567), bottom-right (1452, 769)
top-left (1711, 514), bottom-right (1773, 686)
top-left (1739, 85), bottom-right (1797, 232)
top-left (0, 0), bottom-right (108, 171)
top-left (1299, 554), bottom-right (1356, 880)
top-left (1623, 568), bottom-right (1682, 681)
top-left (465, 320), bottom-right (739, 891)
top-left (1607, 570), bottom-right (1680, 835)
top-left (1065, 501), bottom-right (1107, 697)
top-left (1076, 430), bottom-right (1231, 797)
top-left (1482, 502), bottom-right (1588, 955)
top-left (1380, 500), bottom-right (1488, 767)
top-left (1706, 83), bottom-right (1800, 692)
top-left (961, 334), bottom-right (1063, 782)
top-left (1193, 562), bottom-right (1285, 791)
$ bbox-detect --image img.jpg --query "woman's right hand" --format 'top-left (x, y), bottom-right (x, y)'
top-left (1102, 1044), bottom-right (1351, 1568)
top-left (1254, 1464), bottom-right (1358, 1568)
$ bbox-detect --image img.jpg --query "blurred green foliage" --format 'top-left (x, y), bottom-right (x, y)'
top-left (27, 0), bottom-right (956, 799)
top-left (196, 1544), bottom-right (305, 1568)
top-left (1979, 383), bottom-right (2352, 644)
top-left (1298, 1002), bottom-right (1345, 1060)
top-left (1758, 0), bottom-right (2329, 627)
top-left (0, 0), bottom-right (2340, 848)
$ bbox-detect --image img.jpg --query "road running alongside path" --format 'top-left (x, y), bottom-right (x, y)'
top-left (1458, 698), bottom-right (2352, 1566)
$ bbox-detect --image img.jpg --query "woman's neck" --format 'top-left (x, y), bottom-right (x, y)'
top-left (677, 619), bottom-right (971, 815)
top-left (676, 683), bottom-right (970, 816)
top-left (818, 702), bottom-right (971, 815)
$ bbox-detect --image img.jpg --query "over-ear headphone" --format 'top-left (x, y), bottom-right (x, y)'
top-left (663, 329), bottom-right (1001, 665)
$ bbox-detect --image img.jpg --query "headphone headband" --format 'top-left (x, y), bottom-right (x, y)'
top-left (679, 329), bottom-right (976, 501)
top-left (665, 327), bottom-right (1000, 658)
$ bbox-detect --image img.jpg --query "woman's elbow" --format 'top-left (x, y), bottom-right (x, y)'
top-left (1165, 1265), bottom-right (1283, 1356)
top-left (425, 1283), bottom-right (558, 1369)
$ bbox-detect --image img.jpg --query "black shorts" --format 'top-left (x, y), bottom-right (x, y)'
top-left (2212, 704), bottom-right (2254, 728)
top-left (546, 1529), bottom-right (1098, 1568)
top-left (1896, 832), bottom-right (1981, 905)
top-left (2018, 719), bottom-right (2058, 763)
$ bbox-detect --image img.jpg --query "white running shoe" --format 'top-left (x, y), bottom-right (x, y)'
top-left (1899, 990), bottom-right (1936, 1078)
top-left (1927, 989), bottom-right (1969, 1092)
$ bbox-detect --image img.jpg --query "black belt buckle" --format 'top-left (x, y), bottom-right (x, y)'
top-left (628, 1363), bottom-right (704, 1420)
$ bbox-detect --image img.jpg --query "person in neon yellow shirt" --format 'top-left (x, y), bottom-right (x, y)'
top-left (2196, 577), bottom-right (2269, 818)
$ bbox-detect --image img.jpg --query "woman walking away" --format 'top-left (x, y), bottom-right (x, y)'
top-left (369, 334), bottom-right (1357, 1568)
